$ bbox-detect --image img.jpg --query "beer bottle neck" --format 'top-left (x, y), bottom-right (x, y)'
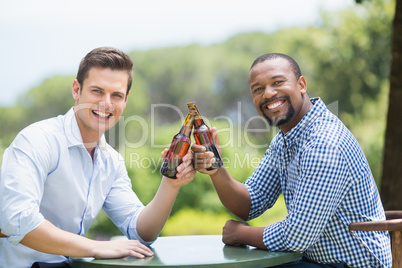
top-left (179, 113), bottom-right (195, 136)
top-left (187, 102), bottom-right (204, 128)
top-left (193, 117), bottom-right (205, 128)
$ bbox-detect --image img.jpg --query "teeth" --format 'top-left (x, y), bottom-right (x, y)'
top-left (93, 110), bottom-right (110, 118)
top-left (267, 101), bottom-right (283, 109)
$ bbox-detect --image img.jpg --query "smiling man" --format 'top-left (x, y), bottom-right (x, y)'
top-left (192, 53), bottom-right (391, 267)
top-left (0, 47), bottom-right (195, 268)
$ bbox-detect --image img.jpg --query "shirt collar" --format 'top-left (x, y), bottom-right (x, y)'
top-left (63, 107), bottom-right (84, 148)
top-left (281, 97), bottom-right (324, 147)
top-left (63, 107), bottom-right (110, 159)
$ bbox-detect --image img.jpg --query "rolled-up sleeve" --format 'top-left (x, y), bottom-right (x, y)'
top-left (0, 127), bottom-right (54, 244)
top-left (244, 146), bottom-right (282, 221)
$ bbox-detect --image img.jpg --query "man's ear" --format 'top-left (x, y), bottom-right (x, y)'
top-left (298, 76), bottom-right (307, 95)
top-left (72, 79), bottom-right (80, 100)
top-left (123, 91), bottom-right (130, 108)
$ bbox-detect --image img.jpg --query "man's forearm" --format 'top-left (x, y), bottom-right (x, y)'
top-left (239, 226), bottom-right (267, 249)
top-left (222, 220), bottom-right (267, 250)
top-left (20, 220), bottom-right (97, 257)
top-left (20, 220), bottom-right (154, 259)
top-left (136, 150), bottom-right (195, 242)
top-left (136, 177), bottom-right (181, 242)
top-left (210, 167), bottom-right (251, 220)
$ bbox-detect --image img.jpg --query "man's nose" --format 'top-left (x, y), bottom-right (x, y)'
top-left (263, 86), bottom-right (277, 99)
top-left (99, 95), bottom-right (114, 111)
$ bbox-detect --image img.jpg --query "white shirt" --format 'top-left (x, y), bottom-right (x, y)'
top-left (0, 107), bottom-right (148, 268)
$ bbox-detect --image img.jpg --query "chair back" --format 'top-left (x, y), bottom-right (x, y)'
top-left (349, 211), bottom-right (402, 268)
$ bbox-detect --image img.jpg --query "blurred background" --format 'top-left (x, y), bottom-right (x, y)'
top-left (0, 0), bottom-right (394, 239)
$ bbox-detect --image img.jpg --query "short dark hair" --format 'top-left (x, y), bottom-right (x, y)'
top-left (76, 47), bottom-right (133, 96)
top-left (250, 53), bottom-right (302, 80)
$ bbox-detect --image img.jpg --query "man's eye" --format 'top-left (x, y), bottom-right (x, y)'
top-left (93, 89), bottom-right (101, 93)
top-left (113, 93), bottom-right (124, 98)
top-left (253, 87), bottom-right (263, 93)
top-left (274, 81), bottom-right (283, 85)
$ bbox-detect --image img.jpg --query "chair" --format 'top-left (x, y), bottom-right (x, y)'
top-left (349, 211), bottom-right (402, 268)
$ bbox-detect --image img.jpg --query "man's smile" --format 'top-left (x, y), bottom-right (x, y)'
top-left (92, 110), bottom-right (112, 119)
top-left (266, 99), bottom-right (286, 110)
top-left (261, 98), bottom-right (287, 112)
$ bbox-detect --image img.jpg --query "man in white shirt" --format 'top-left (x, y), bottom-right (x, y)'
top-left (0, 47), bottom-right (195, 268)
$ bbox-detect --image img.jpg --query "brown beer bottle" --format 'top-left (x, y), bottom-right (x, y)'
top-left (187, 101), bottom-right (223, 170)
top-left (160, 110), bottom-right (195, 179)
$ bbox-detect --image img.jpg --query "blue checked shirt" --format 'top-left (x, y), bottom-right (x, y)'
top-left (244, 98), bottom-right (391, 267)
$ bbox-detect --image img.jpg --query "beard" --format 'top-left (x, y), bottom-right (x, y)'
top-left (259, 96), bottom-right (295, 127)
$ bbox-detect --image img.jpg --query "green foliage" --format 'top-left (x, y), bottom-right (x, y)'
top-left (19, 76), bottom-right (75, 121)
top-left (162, 195), bottom-right (287, 236)
top-left (0, 0), bottom-right (394, 238)
top-left (162, 209), bottom-right (233, 236)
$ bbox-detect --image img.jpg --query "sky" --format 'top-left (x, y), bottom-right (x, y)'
top-left (0, 0), bottom-right (353, 107)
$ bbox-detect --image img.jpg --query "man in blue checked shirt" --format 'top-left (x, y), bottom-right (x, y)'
top-left (192, 53), bottom-right (391, 267)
